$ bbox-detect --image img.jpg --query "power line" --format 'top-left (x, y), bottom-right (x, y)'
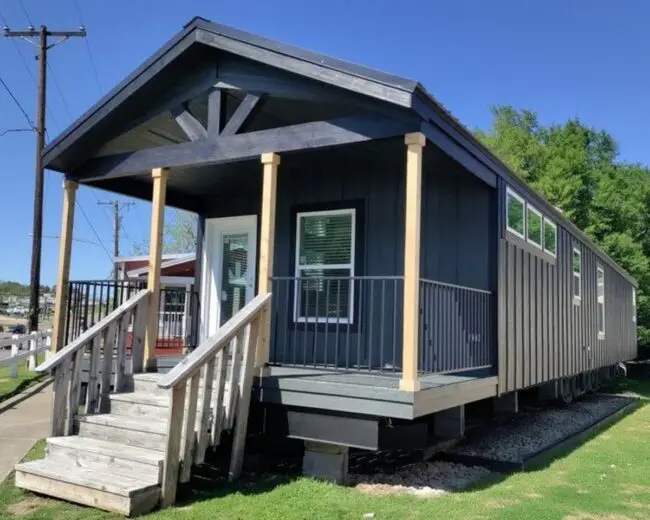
top-left (46, 62), bottom-right (74, 121)
top-left (76, 200), bottom-right (114, 264)
top-left (71, 0), bottom-right (102, 95)
top-left (17, 0), bottom-right (33, 27)
top-left (0, 73), bottom-right (34, 127)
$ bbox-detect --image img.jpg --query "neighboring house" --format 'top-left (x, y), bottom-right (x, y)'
top-left (20, 16), bottom-right (638, 512)
top-left (116, 253), bottom-right (197, 352)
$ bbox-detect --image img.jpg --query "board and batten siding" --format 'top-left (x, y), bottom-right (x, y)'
top-left (497, 179), bottom-right (637, 394)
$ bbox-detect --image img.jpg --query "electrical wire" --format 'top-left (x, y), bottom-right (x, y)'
top-left (17, 0), bottom-right (33, 27)
top-left (75, 200), bottom-right (115, 264)
top-left (0, 73), bottom-right (34, 128)
top-left (71, 0), bottom-right (103, 95)
top-left (47, 62), bottom-right (75, 122)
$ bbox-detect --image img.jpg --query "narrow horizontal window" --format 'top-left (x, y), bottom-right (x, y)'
top-left (597, 265), bottom-right (605, 338)
top-left (295, 209), bottom-right (355, 324)
top-left (527, 205), bottom-right (543, 248)
top-left (543, 218), bottom-right (557, 257)
top-left (572, 247), bottom-right (582, 302)
top-left (506, 188), bottom-right (525, 238)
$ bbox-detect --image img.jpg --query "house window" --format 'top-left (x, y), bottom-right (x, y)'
top-left (572, 248), bottom-right (581, 302)
top-left (506, 188), bottom-right (525, 238)
top-left (527, 205), bottom-right (543, 248)
top-left (597, 266), bottom-right (605, 339)
top-left (295, 209), bottom-right (355, 323)
top-left (543, 218), bottom-right (557, 257)
top-left (633, 288), bottom-right (637, 323)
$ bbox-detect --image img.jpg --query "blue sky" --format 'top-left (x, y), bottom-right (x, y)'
top-left (1, 0), bottom-right (649, 285)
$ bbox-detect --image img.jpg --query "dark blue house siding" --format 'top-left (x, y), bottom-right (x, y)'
top-left (497, 178), bottom-right (637, 394)
top-left (421, 161), bottom-right (495, 291)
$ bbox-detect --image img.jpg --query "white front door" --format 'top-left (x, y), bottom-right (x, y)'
top-left (200, 215), bottom-right (257, 340)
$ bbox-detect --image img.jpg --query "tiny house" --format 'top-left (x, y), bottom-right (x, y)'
top-left (15, 17), bottom-right (638, 513)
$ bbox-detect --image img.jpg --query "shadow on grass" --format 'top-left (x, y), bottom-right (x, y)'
top-left (0, 374), bottom-right (45, 406)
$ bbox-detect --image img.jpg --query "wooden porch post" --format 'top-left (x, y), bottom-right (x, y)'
top-left (51, 179), bottom-right (78, 353)
top-left (255, 152), bottom-right (280, 374)
top-left (144, 167), bottom-right (169, 370)
top-left (400, 132), bottom-right (426, 392)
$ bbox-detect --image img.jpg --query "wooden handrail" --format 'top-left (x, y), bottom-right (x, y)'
top-left (158, 291), bottom-right (271, 508)
top-left (157, 292), bottom-right (271, 390)
top-left (36, 289), bottom-right (150, 373)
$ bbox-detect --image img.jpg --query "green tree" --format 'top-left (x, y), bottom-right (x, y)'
top-left (132, 209), bottom-right (198, 255)
top-left (477, 105), bottom-right (650, 350)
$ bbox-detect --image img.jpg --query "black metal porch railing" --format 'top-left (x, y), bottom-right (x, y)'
top-left (269, 276), bottom-right (404, 373)
top-left (419, 279), bottom-right (493, 374)
top-left (65, 281), bottom-right (199, 352)
top-left (65, 280), bottom-right (145, 344)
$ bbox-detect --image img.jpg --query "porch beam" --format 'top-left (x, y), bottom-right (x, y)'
top-left (255, 152), bottom-right (280, 374)
top-left (74, 114), bottom-right (418, 182)
top-left (170, 104), bottom-right (207, 141)
top-left (400, 132), bottom-right (425, 392)
top-left (143, 167), bottom-right (169, 370)
top-left (207, 88), bottom-right (226, 138)
top-left (51, 180), bottom-right (78, 353)
top-left (220, 93), bottom-right (264, 136)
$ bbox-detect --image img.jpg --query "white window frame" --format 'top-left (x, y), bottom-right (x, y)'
top-left (543, 217), bottom-right (557, 257)
top-left (597, 265), bottom-right (605, 339)
top-left (294, 208), bottom-right (356, 324)
top-left (506, 187), bottom-right (526, 239)
top-left (633, 287), bottom-right (637, 323)
top-left (526, 205), bottom-right (543, 249)
top-left (572, 247), bottom-right (582, 303)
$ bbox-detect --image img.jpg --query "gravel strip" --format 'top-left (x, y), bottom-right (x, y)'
top-left (350, 461), bottom-right (491, 497)
top-left (452, 394), bottom-right (635, 463)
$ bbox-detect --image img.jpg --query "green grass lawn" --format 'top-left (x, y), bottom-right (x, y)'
top-left (1, 387), bottom-right (649, 519)
top-left (0, 353), bottom-right (45, 404)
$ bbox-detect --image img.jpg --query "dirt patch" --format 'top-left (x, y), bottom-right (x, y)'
top-left (6, 496), bottom-right (56, 516)
top-left (620, 484), bottom-right (650, 495)
top-left (523, 492), bottom-right (543, 500)
top-left (484, 498), bottom-right (521, 509)
top-left (621, 500), bottom-right (650, 510)
top-left (564, 514), bottom-right (635, 520)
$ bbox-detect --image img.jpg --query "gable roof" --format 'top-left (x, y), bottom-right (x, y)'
top-left (43, 16), bottom-right (637, 286)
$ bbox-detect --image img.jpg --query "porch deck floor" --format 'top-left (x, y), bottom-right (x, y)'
top-left (265, 365), bottom-right (494, 391)
top-left (156, 356), bottom-right (498, 419)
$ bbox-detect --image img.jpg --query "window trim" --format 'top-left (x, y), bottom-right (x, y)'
top-left (572, 247), bottom-right (582, 303)
top-left (526, 204), bottom-right (543, 249)
top-left (543, 217), bottom-right (557, 257)
top-left (597, 265), bottom-right (605, 339)
top-left (506, 187), bottom-right (526, 239)
top-left (633, 287), bottom-right (637, 323)
top-left (294, 208), bottom-right (356, 324)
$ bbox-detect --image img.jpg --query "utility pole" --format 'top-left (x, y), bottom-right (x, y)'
top-left (4, 25), bottom-right (86, 332)
top-left (97, 201), bottom-right (134, 280)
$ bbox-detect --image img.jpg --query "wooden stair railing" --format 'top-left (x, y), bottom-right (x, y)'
top-left (156, 292), bottom-right (272, 508)
top-left (36, 289), bottom-right (150, 437)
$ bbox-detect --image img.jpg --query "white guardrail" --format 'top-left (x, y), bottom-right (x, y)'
top-left (0, 330), bottom-right (52, 378)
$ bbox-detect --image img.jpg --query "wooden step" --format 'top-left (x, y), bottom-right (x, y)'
top-left (15, 459), bottom-right (160, 516)
top-left (78, 414), bottom-right (167, 451)
top-left (110, 392), bottom-right (170, 420)
top-left (46, 436), bottom-right (164, 482)
top-left (132, 373), bottom-right (165, 395)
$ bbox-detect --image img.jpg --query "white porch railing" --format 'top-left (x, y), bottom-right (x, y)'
top-left (0, 330), bottom-right (52, 378)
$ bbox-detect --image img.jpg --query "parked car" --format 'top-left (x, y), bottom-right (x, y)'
top-left (9, 324), bottom-right (26, 335)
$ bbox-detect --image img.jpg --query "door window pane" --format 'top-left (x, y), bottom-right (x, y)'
top-left (220, 232), bottom-right (249, 325)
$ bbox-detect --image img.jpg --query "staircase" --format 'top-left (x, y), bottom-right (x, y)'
top-left (14, 291), bottom-right (271, 516)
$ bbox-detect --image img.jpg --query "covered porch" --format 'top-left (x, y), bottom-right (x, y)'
top-left (45, 17), bottom-right (498, 405)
